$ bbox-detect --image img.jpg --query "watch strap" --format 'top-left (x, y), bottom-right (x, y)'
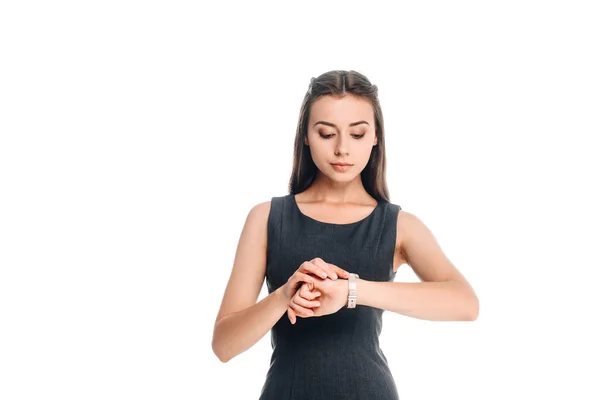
top-left (347, 273), bottom-right (359, 308)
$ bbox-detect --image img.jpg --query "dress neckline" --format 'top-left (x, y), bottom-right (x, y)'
top-left (291, 194), bottom-right (382, 227)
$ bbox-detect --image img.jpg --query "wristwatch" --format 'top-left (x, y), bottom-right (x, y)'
top-left (347, 273), bottom-right (359, 308)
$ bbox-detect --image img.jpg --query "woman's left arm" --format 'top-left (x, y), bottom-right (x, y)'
top-left (358, 211), bottom-right (479, 321)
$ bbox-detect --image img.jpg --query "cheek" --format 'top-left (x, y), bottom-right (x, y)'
top-left (310, 145), bottom-right (330, 161)
top-left (358, 146), bottom-right (375, 160)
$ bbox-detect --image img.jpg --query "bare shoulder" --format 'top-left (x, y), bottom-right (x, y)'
top-left (396, 208), bottom-right (417, 235)
top-left (213, 199), bottom-right (272, 325)
top-left (394, 207), bottom-right (447, 269)
top-left (395, 209), bottom-right (422, 254)
top-left (242, 199), bottom-right (273, 246)
top-left (251, 199), bottom-right (272, 223)
top-left (395, 209), bottom-right (470, 284)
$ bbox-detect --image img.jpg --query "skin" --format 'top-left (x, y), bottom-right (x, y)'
top-left (287, 94), bottom-right (478, 323)
top-left (212, 93), bottom-right (478, 362)
top-left (287, 260), bottom-right (350, 320)
top-left (277, 258), bottom-right (348, 324)
top-left (285, 93), bottom-right (380, 323)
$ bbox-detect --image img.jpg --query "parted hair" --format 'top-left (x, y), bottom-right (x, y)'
top-left (288, 70), bottom-right (390, 202)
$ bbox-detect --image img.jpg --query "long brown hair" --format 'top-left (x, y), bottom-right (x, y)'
top-left (288, 70), bottom-right (390, 202)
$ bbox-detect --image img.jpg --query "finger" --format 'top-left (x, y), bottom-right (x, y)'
top-left (301, 261), bottom-right (329, 280)
top-left (299, 291), bottom-right (321, 301)
top-left (312, 258), bottom-right (341, 280)
top-left (333, 265), bottom-right (350, 279)
top-left (291, 302), bottom-right (314, 318)
top-left (299, 284), bottom-right (321, 300)
top-left (326, 262), bottom-right (350, 279)
top-left (290, 301), bottom-right (314, 317)
top-left (287, 307), bottom-right (296, 324)
top-left (293, 292), bottom-right (321, 308)
top-left (290, 301), bottom-right (311, 317)
top-left (310, 258), bottom-right (336, 279)
top-left (291, 271), bottom-right (316, 286)
top-left (297, 282), bottom-right (316, 297)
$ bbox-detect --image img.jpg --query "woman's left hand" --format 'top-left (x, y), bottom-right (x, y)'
top-left (288, 276), bottom-right (349, 322)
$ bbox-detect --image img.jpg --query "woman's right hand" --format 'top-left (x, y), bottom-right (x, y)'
top-left (287, 283), bottom-right (321, 324)
top-left (280, 258), bottom-right (350, 324)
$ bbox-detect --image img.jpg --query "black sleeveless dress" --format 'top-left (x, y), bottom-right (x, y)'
top-left (259, 193), bottom-right (402, 400)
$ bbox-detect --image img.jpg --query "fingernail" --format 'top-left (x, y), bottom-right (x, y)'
top-left (321, 272), bottom-right (327, 278)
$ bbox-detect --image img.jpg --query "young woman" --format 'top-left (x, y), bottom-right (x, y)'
top-left (212, 70), bottom-right (479, 399)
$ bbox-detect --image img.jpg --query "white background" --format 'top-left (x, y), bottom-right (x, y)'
top-left (1, 1), bottom-right (599, 399)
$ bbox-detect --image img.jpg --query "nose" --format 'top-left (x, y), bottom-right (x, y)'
top-left (335, 134), bottom-right (350, 156)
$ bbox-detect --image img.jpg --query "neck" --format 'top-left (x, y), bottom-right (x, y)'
top-left (302, 173), bottom-right (371, 204)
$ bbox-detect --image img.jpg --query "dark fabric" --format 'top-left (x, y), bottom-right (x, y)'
top-left (259, 193), bottom-right (402, 400)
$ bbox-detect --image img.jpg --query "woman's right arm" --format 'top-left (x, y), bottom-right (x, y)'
top-left (212, 201), bottom-right (344, 362)
top-left (211, 201), bottom-right (288, 363)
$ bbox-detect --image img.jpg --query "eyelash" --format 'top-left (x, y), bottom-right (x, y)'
top-left (319, 133), bottom-right (365, 140)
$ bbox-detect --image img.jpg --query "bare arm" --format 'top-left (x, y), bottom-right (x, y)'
top-left (356, 279), bottom-right (477, 321)
top-left (212, 201), bottom-right (352, 362)
top-left (356, 211), bottom-right (479, 321)
top-left (213, 284), bottom-right (289, 363)
top-left (212, 200), bottom-right (288, 363)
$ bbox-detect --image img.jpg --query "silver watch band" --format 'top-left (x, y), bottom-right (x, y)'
top-left (347, 273), bottom-right (359, 308)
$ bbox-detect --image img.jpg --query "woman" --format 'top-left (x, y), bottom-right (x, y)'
top-left (212, 70), bottom-right (479, 399)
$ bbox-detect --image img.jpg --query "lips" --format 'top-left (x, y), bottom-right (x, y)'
top-left (331, 163), bottom-right (353, 166)
top-left (331, 163), bottom-right (352, 172)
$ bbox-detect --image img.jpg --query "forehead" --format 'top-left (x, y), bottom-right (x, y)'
top-left (309, 95), bottom-right (373, 124)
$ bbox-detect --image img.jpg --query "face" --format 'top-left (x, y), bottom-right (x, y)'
top-left (304, 94), bottom-right (378, 180)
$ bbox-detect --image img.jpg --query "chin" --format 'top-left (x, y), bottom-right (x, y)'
top-left (327, 172), bottom-right (356, 181)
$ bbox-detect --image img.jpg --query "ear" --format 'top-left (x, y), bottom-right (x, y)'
top-left (304, 136), bottom-right (309, 146)
top-left (373, 136), bottom-right (378, 146)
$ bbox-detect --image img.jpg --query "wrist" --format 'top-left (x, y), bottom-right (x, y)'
top-left (275, 286), bottom-right (289, 308)
top-left (347, 273), bottom-right (359, 308)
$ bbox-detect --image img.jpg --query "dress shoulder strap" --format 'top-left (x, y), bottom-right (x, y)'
top-left (266, 196), bottom-right (285, 270)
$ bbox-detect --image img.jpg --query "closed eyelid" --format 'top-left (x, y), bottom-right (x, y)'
top-left (319, 132), bottom-right (365, 138)
top-left (318, 131), bottom-right (367, 135)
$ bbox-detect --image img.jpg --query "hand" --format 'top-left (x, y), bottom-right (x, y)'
top-left (283, 258), bottom-right (350, 324)
top-left (289, 277), bottom-right (349, 322)
top-left (286, 283), bottom-right (322, 322)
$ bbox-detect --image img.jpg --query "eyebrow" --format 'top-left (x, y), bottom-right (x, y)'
top-left (313, 120), bottom-right (370, 129)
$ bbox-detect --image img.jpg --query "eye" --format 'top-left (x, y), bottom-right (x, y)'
top-left (319, 133), bottom-right (366, 139)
